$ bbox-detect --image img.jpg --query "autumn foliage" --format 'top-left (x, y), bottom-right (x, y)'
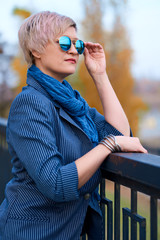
top-left (78, 0), bottom-right (146, 135)
top-left (11, 8), bottom-right (31, 94)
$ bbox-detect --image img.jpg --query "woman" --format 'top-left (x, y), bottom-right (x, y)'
top-left (0, 11), bottom-right (147, 240)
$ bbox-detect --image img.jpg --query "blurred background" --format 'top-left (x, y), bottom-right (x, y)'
top-left (0, 0), bottom-right (160, 153)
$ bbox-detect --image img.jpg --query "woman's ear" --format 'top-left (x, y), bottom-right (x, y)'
top-left (31, 50), bottom-right (41, 59)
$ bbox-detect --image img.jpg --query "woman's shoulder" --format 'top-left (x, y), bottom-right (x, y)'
top-left (8, 85), bottom-right (58, 127)
top-left (11, 85), bottom-right (53, 113)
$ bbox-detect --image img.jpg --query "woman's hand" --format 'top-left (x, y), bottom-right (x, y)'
top-left (115, 136), bottom-right (148, 153)
top-left (76, 136), bottom-right (147, 189)
top-left (83, 42), bottom-right (106, 77)
top-left (83, 42), bottom-right (130, 136)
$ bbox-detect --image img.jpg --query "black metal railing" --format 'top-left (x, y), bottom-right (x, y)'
top-left (0, 118), bottom-right (160, 239)
top-left (0, 118), bottom-right (12, 203)
top-left (100, 152), bottom-right (160, 240)
top-left (0, 118), bottom-right (8, 149)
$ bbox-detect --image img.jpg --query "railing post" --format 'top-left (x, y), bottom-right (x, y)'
top-left (150, 196), bottom-right (157, 240)
top-left (123, 208), bottom-right (129, 240)
top-left (131, 189), bottom-right (137, 240)
top-left (114, 183), bottom-right (120, 240)
top-left (100, 178), bottom-right (106, 240)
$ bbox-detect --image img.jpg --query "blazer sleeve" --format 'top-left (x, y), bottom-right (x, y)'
top-left (7, 93), bottom-right (80, 202)
top-left (88, 107), bottom-right (124, 140)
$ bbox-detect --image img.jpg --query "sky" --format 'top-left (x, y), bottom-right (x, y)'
top-left (0, 0), bottom-right (160, 81)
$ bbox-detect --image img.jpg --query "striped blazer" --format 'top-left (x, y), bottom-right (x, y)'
top-left (0, 75), bottom-right (122, 240)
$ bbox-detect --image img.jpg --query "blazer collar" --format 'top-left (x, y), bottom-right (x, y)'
top-left (27, 75), bottom-right (52, 101)
top-left (27, 75), bottom-right (91, 142)
top-left (27, 75), bottom-right (62, 109)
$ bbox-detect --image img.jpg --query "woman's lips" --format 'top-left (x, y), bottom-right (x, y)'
top-left (65, 58), bottom-right (76, 64)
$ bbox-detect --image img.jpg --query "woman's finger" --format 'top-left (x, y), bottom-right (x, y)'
top-left (85, 42), bottom-right (102, 51)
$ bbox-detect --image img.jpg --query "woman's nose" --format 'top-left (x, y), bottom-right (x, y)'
top-left (68, 42), bottom-right (78, 54)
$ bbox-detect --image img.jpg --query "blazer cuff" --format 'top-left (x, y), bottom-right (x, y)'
top-left (61, 162), bottom-right (80, 201)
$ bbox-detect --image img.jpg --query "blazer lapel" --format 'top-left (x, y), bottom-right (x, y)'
top-left (58, 107), bottom-right (83, 132)
top-left (27, 75), bottom-right (91, 142)
top-left (56, 106), bottom-right (91, 142)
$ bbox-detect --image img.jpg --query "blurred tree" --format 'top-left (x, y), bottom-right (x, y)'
top-left (78, 0), bottom-right (106, 114)
top-left (78, 0), bottom-right (146, 135)
top-left (0, 38), bottom-right (15, 118)
top-left (11, 8), bottom-right (31, 94)
top-left (13, 8), bottom-right (31, 19)
top-left (12, 55), bottom-right (28, 94)
top-left (0, 82), bottom-right (14, 117)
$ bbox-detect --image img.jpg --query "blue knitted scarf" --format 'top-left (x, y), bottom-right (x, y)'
top-left (27, 65), bottom-right (98, 143)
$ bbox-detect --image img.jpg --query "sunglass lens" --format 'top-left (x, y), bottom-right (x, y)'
top-left (76, 40), bottom-right (85, 54)
top-left (59, 36), bottom-right (71, 51)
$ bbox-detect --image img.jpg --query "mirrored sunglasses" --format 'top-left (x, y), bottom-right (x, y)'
top-left (58, 36), bottom-right (85, 54)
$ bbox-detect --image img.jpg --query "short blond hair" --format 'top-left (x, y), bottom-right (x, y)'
top-left (18, 11), bottom-right (77, 67)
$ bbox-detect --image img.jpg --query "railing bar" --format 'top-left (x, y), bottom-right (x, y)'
top-left (131, 189), bottom-right (137, 213)
top-left (107, 200), bottom-right (113, 240)
top-left (114, 183), bottom-right (120, 240)
top-left (150, 196), bottom-right (157, 240)
top-left (131, 189), bottom-right (137, 240)
top-left (123, 208), bottom-right (129, 240)
top-left (101, 196), bottom-right (113, 240)
top-left (100, 178), bottom-right (105, 199)
top-left (139, 219), bottom-right (146, 240)
top-left (100, 179), bottom-right (106, 240)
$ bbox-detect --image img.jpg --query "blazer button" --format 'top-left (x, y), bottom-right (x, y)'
top-left (84, 193), bottom-right (91, 200)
